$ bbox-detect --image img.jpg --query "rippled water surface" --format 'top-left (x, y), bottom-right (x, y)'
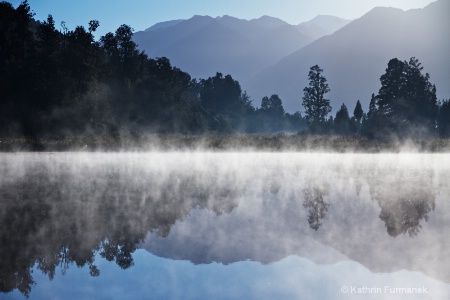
top-left (1, 152), bottom-right (450, 299)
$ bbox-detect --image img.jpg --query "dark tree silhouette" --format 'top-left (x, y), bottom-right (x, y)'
top-left (302, 65), bottom-right (332, 132)
top-left (334, 103), bottom-right (350, 135)
top-left (376, 57), bottom-right (438, 136)
top-left (283, 112), bottom-right (307, 132)
top-left (261, 94), bottom-right (285, 117)
top-left (1, 2), bottom-right (448, 143)
top-left (0, 0), bottom-right (36, 137)
top-left (199, 72), bottom-right (253, 129)
top-left (367, 94), bottom-right (377, 119)
top-left (437, 99), bottom-right (450, 137)
top-left (361, 93), bottom-right (382, 138)
top-left (258, 94), bottom-right (286, 132)
top-left (353, 100), bottom-right (363, 122)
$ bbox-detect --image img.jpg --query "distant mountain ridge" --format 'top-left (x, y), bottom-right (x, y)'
top-left (144, 19), bottom-right (184, 31)
top-left (133, 2), bottom-right (449, 114)
top-left (133, 15), bottom-right (349, 84)
top-left (247, 0), bottom-right (450, 112)
top-left (297, 15), bottom-right (351, 39)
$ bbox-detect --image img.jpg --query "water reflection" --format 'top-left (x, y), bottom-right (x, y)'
top-left (302, 183), bottom-right (330, 230)
top-left (367, 169), bottom-right (436, 237)
top-left (0, 152), bottom-right (449, 298)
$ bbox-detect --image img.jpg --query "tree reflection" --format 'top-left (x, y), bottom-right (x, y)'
top-left (0, 162), bottom-right (240, 297)
top-left (100, 239), bottom-right (135, 269)
top-left (379, 198), bottom-right (435, 237)
top-left (367, 170), bottom-right (436, 237)
top-left (302, 183), bottom-right (330, 230)
top-left (0, 155), bottom-right (444, 297)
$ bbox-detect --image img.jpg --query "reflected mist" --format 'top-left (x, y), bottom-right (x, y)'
top-left (1, 152), bottom-right (450, 299)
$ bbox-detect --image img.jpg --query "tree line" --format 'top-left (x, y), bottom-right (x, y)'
top-left (0, 1), bottom-right (305, 140)
top-left (1, 1), bottom-right (449, 141)
top-left (303, 60), bottom-right (450, 138)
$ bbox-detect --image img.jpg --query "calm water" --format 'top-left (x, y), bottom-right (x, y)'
top-left (1, 152), bottom-right (450, 299)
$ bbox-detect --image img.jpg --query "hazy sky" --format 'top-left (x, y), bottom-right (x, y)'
top-left (10, 0), bottom-right (436, 37)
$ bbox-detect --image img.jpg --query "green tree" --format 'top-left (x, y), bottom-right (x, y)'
top-left (302, 65), bottom-right (331, 131)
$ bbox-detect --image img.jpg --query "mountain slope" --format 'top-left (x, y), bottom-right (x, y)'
top-left (297, 15), bottom-right (351, 39)
top-left (247, 0), bottom-right (450, 112)
top-left (144, 19), bottom-right (185, 32)
top-left (133, 15), bottom-right (313, 82)
top-left (157, 19), bottom-right (250, 80)
top-left (133, 15), bottom-right (215, 55)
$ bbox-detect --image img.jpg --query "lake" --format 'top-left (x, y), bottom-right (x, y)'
top-left (1, 152), bottom-right (450, 299)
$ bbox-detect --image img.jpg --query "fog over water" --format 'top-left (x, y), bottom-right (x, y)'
top-left (1, 152), bottom-right (450, 299)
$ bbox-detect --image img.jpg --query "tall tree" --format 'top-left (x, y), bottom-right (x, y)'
top-left (199, 72), bottom-right (251, 128)
top-left (361, 93), bottom-right (384, 139)
top-left (259, 94), bottom-right (286, 132)
top-left (334, 103), bottom-right (350, 135)
top-left (376, 57), bottom-right (438, 135)
top-left (437, 99), bottom-right (450, 137)
top-left (367, 93), bottom-right (377, 119)
top-left (302, 65), bottom-right (331, 131)
top-left (353, 100), bottom-right (363, 122)
top-left (261, 94), bottom-right (285, 117)
top-left (0, 0), bottom-right (36, 137)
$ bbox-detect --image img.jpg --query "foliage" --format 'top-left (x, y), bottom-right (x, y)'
top-left (334, 103), bottom-right (350, 135)
top-left (0, 2), bottom-right (448, 143)
top-left (0, 1), bottom-right (306, 138)
top-left (375, 57), bottom-right (438, 137)
top-left (199, 72), bottom-right (252, 129)
top-left (353, 100), bottom-right (363, 122)
top-left (437, 99), bottom-right (450, 137)
top-left (257, 94), bottom-right (286, 132)
top-left (261, 94), bottom-right (285, 116)
top-left (302, 65), bottom-right (332, 131)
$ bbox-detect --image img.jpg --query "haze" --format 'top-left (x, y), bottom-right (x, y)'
top-left (2, 152), bottom-right (450, 299)
top-left (9, 0), bottom-right (435, 38)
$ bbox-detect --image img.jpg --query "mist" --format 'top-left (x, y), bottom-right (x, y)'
top-left (1, 151), bottom-right (450, 299)
top-left (2, 1), bottom-right (450, 299)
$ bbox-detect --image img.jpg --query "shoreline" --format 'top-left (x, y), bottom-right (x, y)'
top-left (2, 134), bottom-right (450, 153)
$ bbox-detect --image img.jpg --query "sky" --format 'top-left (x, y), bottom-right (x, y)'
top-left (9, 0), bottom-right (436, 38)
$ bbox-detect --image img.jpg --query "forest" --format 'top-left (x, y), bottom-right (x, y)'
top-left (1, 1), bottom-right (450, 148)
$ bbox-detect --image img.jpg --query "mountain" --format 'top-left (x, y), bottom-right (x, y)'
top-left (144, 19), bottom-right (184, 32)
top-left (133, 15), bottom-right (315, 82)
top-left (133, 15), bottom-right (351, 84)
top-left (297, 15), bottom-right (351, 39)
top-left (134, 15), bottom-right (215, 56)
top-left (247, 0), bottom-right (450, 112)
top-left (156, 19), bottom-right (250, 80)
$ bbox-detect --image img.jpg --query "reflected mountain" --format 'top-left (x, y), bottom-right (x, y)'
top-left (0, 153), bottom-right (449, 297)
